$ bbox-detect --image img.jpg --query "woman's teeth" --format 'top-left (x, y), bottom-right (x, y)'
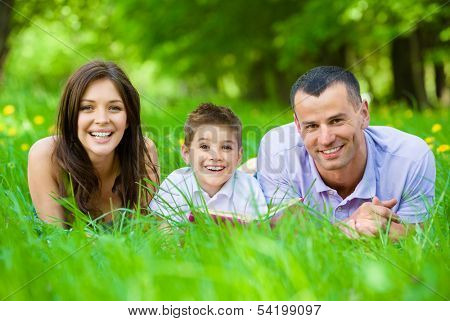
top-left (90, 132), bottom-right (112, 137)
top-left (322, 146), bottom-right (341, 154)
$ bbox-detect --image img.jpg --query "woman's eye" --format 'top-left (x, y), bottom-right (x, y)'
top-left (80, 105), bottom-right (93, 111)
top-left (109, 105), bottom-right (122, 112)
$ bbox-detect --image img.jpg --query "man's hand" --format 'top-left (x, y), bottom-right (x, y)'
top-left (342, 197), bottom-right (401, 237)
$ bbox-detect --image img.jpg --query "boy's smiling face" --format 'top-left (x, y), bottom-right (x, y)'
top-left (182, 124), bottom-right (242, 197)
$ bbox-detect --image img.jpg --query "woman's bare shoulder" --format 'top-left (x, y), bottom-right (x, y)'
top-left (144, 137), bottom-right (157, 151)
top-left (28, 136), bottom-right (60, 171)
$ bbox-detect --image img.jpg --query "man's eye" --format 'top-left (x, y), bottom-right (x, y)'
top-left (304, 124), bottom-right (318, 130)
top-left (200, 144), bottom-right (209, 150)
top-left (330, 119), bottom-right (343, 125)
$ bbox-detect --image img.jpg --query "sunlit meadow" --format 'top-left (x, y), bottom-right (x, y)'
top-left (0, 83), bottom-right (449, 300)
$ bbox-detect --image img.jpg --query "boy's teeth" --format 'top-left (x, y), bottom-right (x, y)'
top-left (91, 132), bottom-right (111, 137)
top-left (206, 166), bottom-right (224, 171)
top-left (323, 146), bottom-right (340, 154)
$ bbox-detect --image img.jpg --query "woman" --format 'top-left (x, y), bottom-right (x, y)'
top-left (28, 61), bottom-right (159, 227)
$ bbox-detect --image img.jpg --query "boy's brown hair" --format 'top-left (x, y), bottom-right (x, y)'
top-left (184, 103), bottom-right (242, 147)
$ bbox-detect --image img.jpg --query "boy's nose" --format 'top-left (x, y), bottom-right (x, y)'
top-left (209, 148), bottom-right (224, 160)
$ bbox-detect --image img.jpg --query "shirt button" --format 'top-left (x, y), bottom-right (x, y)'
top-left (336, 207), bottom-right (342, 211)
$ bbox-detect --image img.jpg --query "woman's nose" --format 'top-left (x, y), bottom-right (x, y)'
top-left (94, 107), bottom-right (109, 124)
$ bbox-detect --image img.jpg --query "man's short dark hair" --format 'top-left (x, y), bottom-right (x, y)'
top-left (290, 66), bottom-right (362, 109)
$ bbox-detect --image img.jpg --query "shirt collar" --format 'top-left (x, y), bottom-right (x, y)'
top-left (307, 131), bottom-right (376, 199)
top-left (308, 154), bottom-right (331, 194)
top-left (350, 131), bottom-right (376, 200)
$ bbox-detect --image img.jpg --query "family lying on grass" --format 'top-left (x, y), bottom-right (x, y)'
top-left (27, 61), bottom-right (436, 240)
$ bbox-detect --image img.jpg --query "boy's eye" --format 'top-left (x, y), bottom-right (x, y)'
top-left (200, 144), bottom-right (209, 150)
top-left (222, 145), bottom-right (233, 150)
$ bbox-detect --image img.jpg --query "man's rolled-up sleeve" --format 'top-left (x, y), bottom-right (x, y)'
top-left (397, 150), bottom-right (436, 223)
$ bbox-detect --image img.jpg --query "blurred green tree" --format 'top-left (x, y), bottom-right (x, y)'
top-left (109, 0), bottom-right (447, 107)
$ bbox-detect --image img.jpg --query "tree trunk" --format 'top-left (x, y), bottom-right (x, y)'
top-left (245, 59), bottom-right (268, 101)
top-left (0, 0), bottom-right (14, 81)
top-left (391, 30), bottom-right (428, 109)
top-left (434, 62), bottom-right (445, 99)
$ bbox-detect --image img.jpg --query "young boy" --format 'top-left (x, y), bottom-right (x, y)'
top-left (150, 103), bottom-right (268, 222)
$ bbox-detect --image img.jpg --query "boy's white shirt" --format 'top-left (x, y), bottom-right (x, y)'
top-left (149, 167), bottom-right (268, 220)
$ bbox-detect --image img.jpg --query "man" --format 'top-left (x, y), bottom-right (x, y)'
top-left (257, 66), bottom-right (435, 238)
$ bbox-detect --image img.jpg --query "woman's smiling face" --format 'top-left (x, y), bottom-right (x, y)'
top-left (77, 78), bottom-right (128, 160)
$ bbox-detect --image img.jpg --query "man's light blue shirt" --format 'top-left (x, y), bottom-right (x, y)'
top-left (257, 123), bottom-right (435, 223)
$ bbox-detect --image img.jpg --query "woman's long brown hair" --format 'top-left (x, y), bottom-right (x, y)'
top-left (54, 60), bottom-right (159, 217)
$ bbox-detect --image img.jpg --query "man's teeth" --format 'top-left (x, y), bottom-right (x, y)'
top-left (206, 166), bottom-right (224, 171)
top-left (91, 132), bottom-right (111, 137)
top-left (322, 146), bottom-right (340, 154)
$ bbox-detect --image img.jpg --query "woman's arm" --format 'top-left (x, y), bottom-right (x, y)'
top-left (143, 137), bottom-right (160, 202)
top-left (27, 137), bottom-right (65, 227)
top-left (145, 138), bottom-right (159, 181)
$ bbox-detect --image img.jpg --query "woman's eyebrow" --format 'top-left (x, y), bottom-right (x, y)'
top-left (80, 99), bottom-right (123, 103)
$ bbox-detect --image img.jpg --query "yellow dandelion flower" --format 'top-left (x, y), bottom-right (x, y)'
top-left (33, 115), bottom-right (45, 125)
top-left (424, 137), bottom-right (435, 144)
top-left (179, 138), bottom-right (184, 146)
top-left (404, 109), bottom-right (413, 118)
top-left (431, 124), bottom-right (442, 133)
top-left (7, 127), bottom-right (17, 137)
top-left (2, 105), bottom-right (15, 116)
top-left (20, 143), bottom-right (30, 151)
top-left (437, 144), bottom-right (449, 153)
top-left (48, 125), bottom-right (56, 134)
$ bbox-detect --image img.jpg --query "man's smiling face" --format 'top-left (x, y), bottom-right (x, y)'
top-left (293, 83), bottom-right (369, 174)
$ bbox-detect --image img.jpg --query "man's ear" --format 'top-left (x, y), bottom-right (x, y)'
top-left (181, 144), bottom-right (190, 165)
top-left (360, 100), bottom-right (370, 129)
top-left (294, 112), bottom-right (302, 134)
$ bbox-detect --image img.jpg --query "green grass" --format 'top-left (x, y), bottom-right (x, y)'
top-left (0, 84), bottom-right (449, 300)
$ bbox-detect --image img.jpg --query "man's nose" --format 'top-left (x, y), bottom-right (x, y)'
top-left (317, 125), bottom-right (335, 146)
top-left (94, 107), bottom-right (109, 124)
